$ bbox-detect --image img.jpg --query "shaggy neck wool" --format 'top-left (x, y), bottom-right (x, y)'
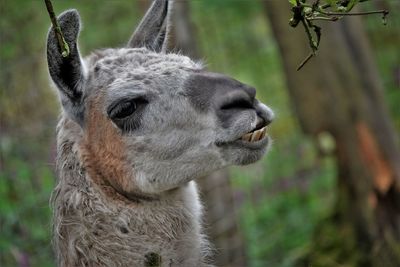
top-left (52, 117), bottom-right (212, 267)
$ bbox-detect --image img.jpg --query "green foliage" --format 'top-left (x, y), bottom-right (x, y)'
top-left (305, 219), bottom-right (362, 267)
top-left (230, 135), bottom-right (336, 266)
top-left (0, 144), bottom-right (55, 267)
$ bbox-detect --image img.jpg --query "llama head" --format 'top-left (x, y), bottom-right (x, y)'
top-left (47, 0), bottom-right (274, 196)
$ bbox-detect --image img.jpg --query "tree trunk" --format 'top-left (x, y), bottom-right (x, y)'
top-left (168, 1), bottom-right (248, 266)
top-left (264, 1), bottom-right (400, 266)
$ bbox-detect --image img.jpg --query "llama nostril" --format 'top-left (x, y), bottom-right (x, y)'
top-left (220, 98), bottom-right (253, 111)
top-left (219, 90), bottom-right (254, 111)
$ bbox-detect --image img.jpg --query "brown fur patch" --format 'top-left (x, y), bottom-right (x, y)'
top-left (80, 92), bottom-right (149, 204)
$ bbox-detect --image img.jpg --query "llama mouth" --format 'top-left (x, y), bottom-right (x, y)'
top-left (239, 126), bottom-right (268, 143)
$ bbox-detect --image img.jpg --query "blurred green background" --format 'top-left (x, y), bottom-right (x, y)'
top-left (0, 0), bottom-right (399, 266)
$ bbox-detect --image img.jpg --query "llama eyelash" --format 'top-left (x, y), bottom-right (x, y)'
top-left (119, 116), bottom-right (143, 133)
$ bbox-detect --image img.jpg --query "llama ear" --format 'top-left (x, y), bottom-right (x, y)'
top-left (47, 9), bottom-right (85, 125)
top-left (127, 0), bottom-right (172, 52)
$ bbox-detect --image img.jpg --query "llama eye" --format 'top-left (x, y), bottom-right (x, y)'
top-left (109, 100), bottom-right (137, 120)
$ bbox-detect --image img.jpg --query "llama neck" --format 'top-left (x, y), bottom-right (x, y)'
top-left (52, 117), bottom-right (209, 266)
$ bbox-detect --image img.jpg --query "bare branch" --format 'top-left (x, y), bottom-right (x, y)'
top-left (44, 0), bottom-right (70, 57)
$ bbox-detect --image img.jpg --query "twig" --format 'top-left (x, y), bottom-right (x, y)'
top-left (308, 17), bottom-right (339, 21)
top-left (297, 18), bottom-right (321, 71)
top-left (44, 0), bottom-right (70, 57)
top-left (297, 52), bottom-right (314, 71)
top-left (302, 19), bottom-right (317, 51)
top-left (319, 9), bottom-right (389, 17)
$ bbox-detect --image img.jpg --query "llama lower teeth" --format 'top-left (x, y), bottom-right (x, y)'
top-left (241, 126), bottom-right (268, 142)
top-left (242, 133), bottom-right (252, 141)
top-left (260, 128), bottom-right (266, 139)
top-left (251, 130), bottom-right (261, 142)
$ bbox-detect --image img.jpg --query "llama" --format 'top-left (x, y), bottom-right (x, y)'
top-left (47, 0), bottom-right (274, 266)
